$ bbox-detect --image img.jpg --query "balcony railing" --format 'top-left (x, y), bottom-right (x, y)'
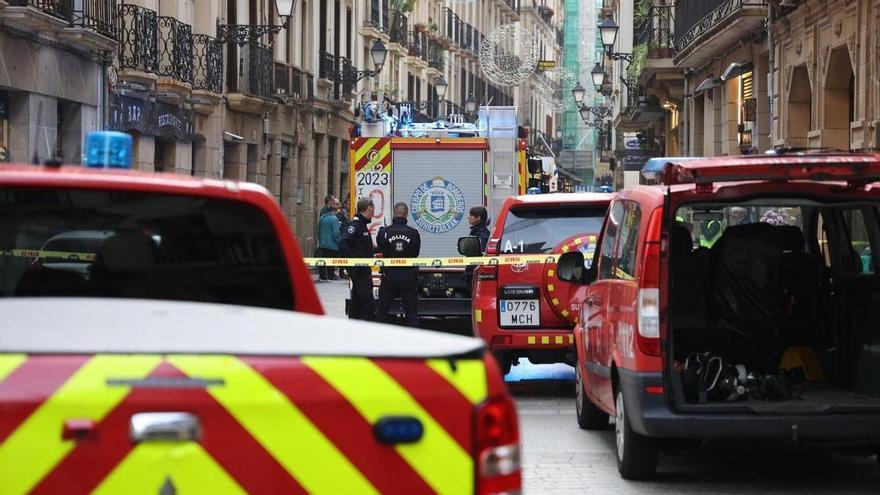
top-left (72, 0), bottom-right (118, 38)
top-left (674, 0), bottom-right (765, 54)
top-left (389, 10), bottom-right (408, 48)
top-left (10, 0), bottom-right (118, 39)
top-left (157, 16), bottom-right (193, 83)
top-left (409, 30), bottom-right (427, 59)
top-left (10, 0), bottom-right (69, 21)
top-left (319, 52), bottom-right (355, 100)
top-left (291, 67), bottom-right (303, 99)
top-left (275, 62), bottom-right (290, 98)
top-left (502, 0), bottom-right (520, 14)
top-left (118, 4), bottom-right (158, 73)
top-left (305, 72), bottom-right (315, 101)
top-left (230, 42), bottom-right (273, 99)
top-left (636, 4), bottom-right (674, 56)
top-left (192, 34), bottom-right (222, 92)
top-left (427, 40), bottom-right (443, 71)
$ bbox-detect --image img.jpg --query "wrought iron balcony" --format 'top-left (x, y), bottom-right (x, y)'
top-left (319, 52), bottom-right (356, 100)
top-left (8, 0), bottom-right (118, 39)
top-left (228, 42), bottom-right (273, 99)
top-left (71, 0), bottom-right (118, 38)
top-left (501, 0), bottom-right (520, 15)
top-left (674, 0), bottom-right (766, 62)
top-left (427, 40), bottom-right (443, 71)
top-left (192, 34), bottom-right (222, 93)
top-left (636, 3), bottom-right (675, 57)
top-left (389, 10), bottom-right (408, 49)
top-left (409, 29), bottom-right (427, 59)
top-left (9, 0), bottom-right (69, 21)
top-left (274, 62), bottom-right (290, 99)
top-left (118, 4), bottom-right (158, 73)
top-left (364, 0), bottom-right (389, 33)
top-left (157, 16), bottom-right (193, 83)
top-left (290, 67), bottom-right (303, 99)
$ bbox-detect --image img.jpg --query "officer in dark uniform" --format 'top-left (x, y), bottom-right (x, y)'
top-left (376, 202), bottom-right (421, 327)
top-left (468, 205), bottom-right (490, 252)
top-left (339, 198), bottom-right (377, 320)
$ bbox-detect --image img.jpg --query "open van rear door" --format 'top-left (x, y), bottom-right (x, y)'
top-left (662, 154), bottom-right (880, 189)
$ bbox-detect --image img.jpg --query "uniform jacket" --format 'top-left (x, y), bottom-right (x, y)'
top-left (469, 222), bottom-right (490, 253)
top-left (339, 213), bottom-right (374, 258)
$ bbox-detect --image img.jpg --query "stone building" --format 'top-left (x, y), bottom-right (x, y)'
top-left (771, 0), bottom-right (876, 151)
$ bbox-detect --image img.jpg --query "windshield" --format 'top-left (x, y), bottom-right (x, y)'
top-left (0, 187), bottom-right (294, 309)
top-left (499, 206), bottom-right (606, 254)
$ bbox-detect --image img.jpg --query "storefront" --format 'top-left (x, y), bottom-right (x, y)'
top-left (109, 93), bottom-right (195, 172)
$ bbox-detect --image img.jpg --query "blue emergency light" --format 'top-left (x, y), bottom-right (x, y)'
top-left (373, 416), bottom-right (424, 444)
top-left (527, 187), bottom-right (541, 195)
top-left (84, 131), bottom-right (133, 169)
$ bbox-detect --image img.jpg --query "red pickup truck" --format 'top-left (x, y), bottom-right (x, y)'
top-left (0, 164), bottom-right (521, 494)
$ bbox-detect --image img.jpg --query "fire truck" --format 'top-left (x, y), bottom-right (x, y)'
top-left (347, 107), bottom-right (528, 323)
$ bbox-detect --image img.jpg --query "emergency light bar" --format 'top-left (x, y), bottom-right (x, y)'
top-left (84, 131), bottom-right (133, 169)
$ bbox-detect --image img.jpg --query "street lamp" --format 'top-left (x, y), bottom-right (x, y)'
top-left (591, 63), bottom-right (606, 90)
top-left (571, 82), bottom-right (586, 105)
top-left (465, 93), bottom-right (478, 114)
top-left (434, 76), bottom-right (448, 100)
top-left (217, 0), bottom-right (298, 45)
top-left (370, 39), bottom-right (388, 73)
top-left (598, 14), bottom-right (632, 62)
top-left (579, 105), bottom-right (591, 123)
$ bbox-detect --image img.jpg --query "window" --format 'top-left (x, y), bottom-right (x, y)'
top-left (841, 208), bottom-right (874, 274)
top-left (616, 202), bottom-right (642, 279)
top-left (0, 188), bottom-right (294, 309)
top-left (498, 206), bottom-right (605, 255)
top-left (598, 201), bottom-right (622, 280)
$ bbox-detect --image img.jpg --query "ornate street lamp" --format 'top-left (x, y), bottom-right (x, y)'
top-left (590, 63), bottom-right (606, 90)
top-left (434, 76), bottom-right (449, 100)
top-left (571, 82), bottom-right (586, 105)
top-left (217, 0), bottom-right (298, 45)
top-left (465, 94), bottom-right (478, 114)
top-left (598, 14), bottom-right (632, 62)
top-left (370, 39), bottom-right (388, 73)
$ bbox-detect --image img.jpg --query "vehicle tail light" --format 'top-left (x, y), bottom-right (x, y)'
top-left (475, 395), bottom-right (521, 495)
top-left (637, 207), bottom-right (662, 356)
top-left (486, 238), bottom-right (500, 255)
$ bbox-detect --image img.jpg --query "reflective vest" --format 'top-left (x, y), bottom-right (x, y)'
top-left (699, 220), bottom-right (723, 248)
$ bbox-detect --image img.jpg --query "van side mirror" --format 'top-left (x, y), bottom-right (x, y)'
top-left (557, 251), bottom-right (584, 283)
top-left (458, 236), bottom-right (482, 256)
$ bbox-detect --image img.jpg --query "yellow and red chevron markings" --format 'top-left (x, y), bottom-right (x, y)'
top-left (352, 138), bottom-right (392, 173)
top-left (0, 354), bottom-right (488, 495)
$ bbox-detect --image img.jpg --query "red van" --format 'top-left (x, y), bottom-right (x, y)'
top-left (558, 154), bottom-right (880, 479)
top-left (467, 193), bottom-right (610, 374)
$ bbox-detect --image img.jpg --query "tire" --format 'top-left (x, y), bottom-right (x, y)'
top-left (575, 364), bottom-right (609, 430)
top-left (615, 389), bottom-right (658, 480)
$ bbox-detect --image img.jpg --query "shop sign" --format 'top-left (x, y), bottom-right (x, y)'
top-left (537, 60), bottom-right (556, 71)
top-left (622, 149), bottom-right (655, 172)
top-left (109, 94), bottom-right (194, 141)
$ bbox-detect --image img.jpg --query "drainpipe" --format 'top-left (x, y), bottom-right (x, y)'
top-left (767, 3), bottom-right (776, 148)
top-left (683, 69), bottom-right (690, 155)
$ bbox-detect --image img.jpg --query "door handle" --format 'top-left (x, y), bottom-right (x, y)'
top-left (130, 412), bottom-right (201, 443)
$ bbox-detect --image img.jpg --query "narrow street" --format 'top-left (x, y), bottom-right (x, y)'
top-left (315, 280), bottom-right (880, 494)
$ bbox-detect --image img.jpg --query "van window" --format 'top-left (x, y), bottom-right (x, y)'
top-left (0, 187), bottom-right (295, 309)
top-left (841, 208), bottom-right (874, 274)
top-left (499, 206), bottom-right (605, 254)
top-left (598, 202), bottom-right (622, 280)
top-left (616, 202), bottom-right (641, 279)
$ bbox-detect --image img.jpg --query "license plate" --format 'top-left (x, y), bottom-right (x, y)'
top-left (499, 299), bottom-right (540, 327)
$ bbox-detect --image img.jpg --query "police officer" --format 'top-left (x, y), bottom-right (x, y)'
top-left (468, 205), bottom-right (490, 252)
top-left (340, 198), bottom-right (377, 320)
top-left (376, 202), bottom-right (421, 327)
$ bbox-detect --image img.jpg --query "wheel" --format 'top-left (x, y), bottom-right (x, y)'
top-left (615, 389), bottom-right (658, 480)
top-left (494, 353), bottom-right (512, 376)
top-left (575, 364), bottom-right (609, 430)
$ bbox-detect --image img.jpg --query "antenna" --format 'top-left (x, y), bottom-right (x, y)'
top-left (32, 101), bottom-right (43, 165)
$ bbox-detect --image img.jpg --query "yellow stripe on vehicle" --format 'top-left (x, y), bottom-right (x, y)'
top-left (377, 141), bottom-right (392, 170)
top-left (555, 336), bottom-right (564, 344)
top-left (354, 138), bottom-right (379, 165)
top-left (305, 357), bottom-right (473, 495)
top-left (541, 336), bottom-right (550, 344)
top-left (474, 309), bottom-right (482, 323)
top-left (547, 284), bottom-right (555, 292)
top-left (169, 355), bottom-right (378, 495)
top-left (0, 354), bottom-right (26, 383)
top-left (92, 443), bottom-right (246, 495)
top-left (426, 359), bottom-right (487, 405)
top-left (0, 355), bottom-right (160, 495)
top-left (528, 336), bottom-right (536, 344)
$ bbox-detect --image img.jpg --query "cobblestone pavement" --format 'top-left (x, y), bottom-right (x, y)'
top-left (315, 280), bottom-right (880, 494)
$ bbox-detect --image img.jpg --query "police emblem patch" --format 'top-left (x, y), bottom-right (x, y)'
top-left (410, 177), bottom-right (465, 234)
top-left (347, 225), bottom-right (356, 234)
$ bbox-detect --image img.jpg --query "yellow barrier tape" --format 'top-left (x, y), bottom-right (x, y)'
top-left (1, 249), bottom-right (96, 262)
top-left (303, 253), bottom-right (594, 268)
